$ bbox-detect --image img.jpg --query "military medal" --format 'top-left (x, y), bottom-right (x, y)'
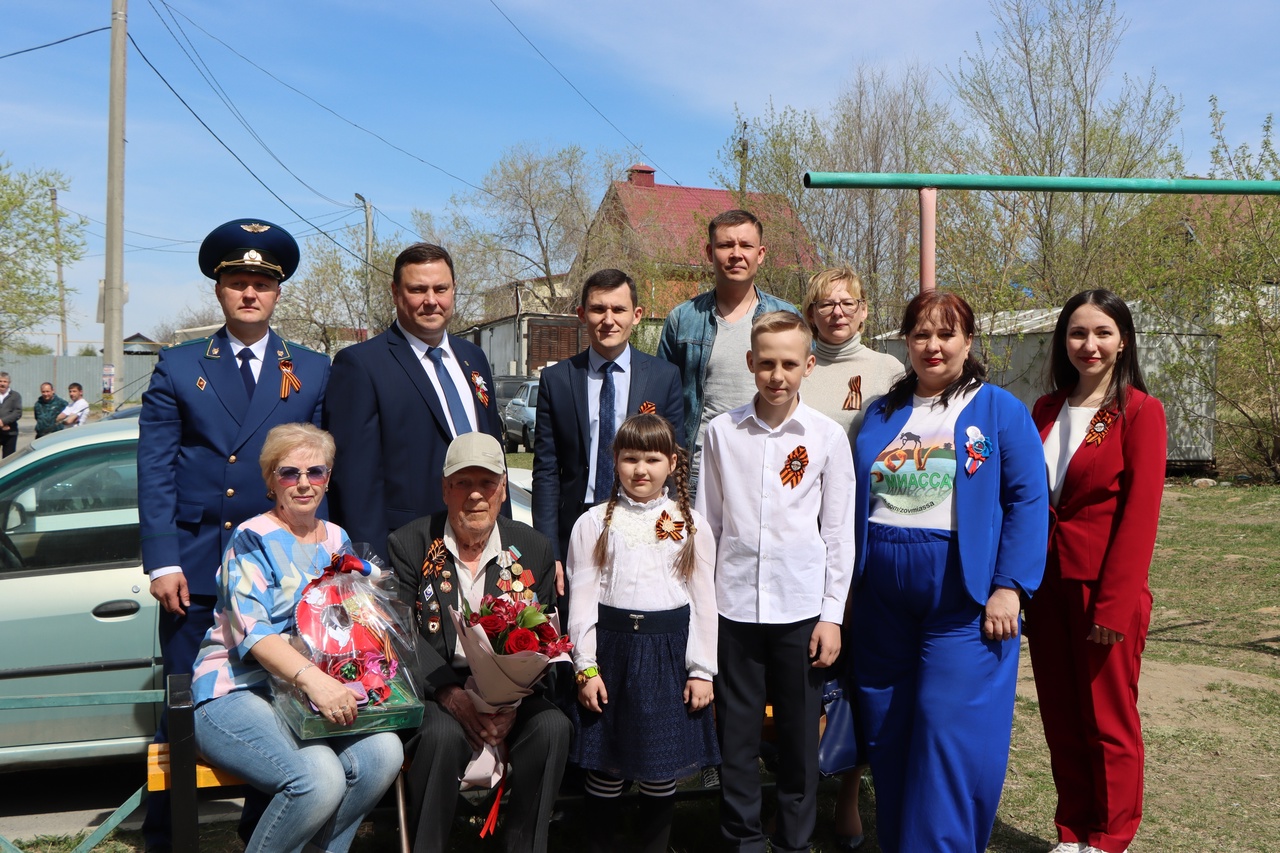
top-left (427, 616), bottom-right (441, 633)
top-left (439, 580), bottom-right (453, 594)
top-left (639, 401), bottom-right (657, 415)
top-left (471, 371), bottom-right (490, 407)
top-left (780, 446), bottom-right (809, 489)
top-left (511, 564), bottom-right (523, 577)
top-left (1084, 409), bottom-right (1117, 447)
top-left (497, 569), bottom-right (513, 593)
top-left (655, 510), bottom-right (685, 542)
top-left (279, 358), bottom-right (302, 400)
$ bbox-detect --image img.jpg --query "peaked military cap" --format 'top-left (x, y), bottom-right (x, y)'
top-left (198, 218), bottom-right (300, 282)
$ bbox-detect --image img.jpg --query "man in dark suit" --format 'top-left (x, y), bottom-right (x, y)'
top-left (389, 432), bottom-right (570, 853)
top-left (0, 373), bottom-right (21, 457)
top-left (532, 268), bottom-right (683, 593)
top-left (326, 243), bottom-right (505, 559)
top-left (137, 218), bottom-right (330, 850)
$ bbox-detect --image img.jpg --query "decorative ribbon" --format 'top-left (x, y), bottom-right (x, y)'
top-left (422, 538), bottom-right (447, 578)
top-left (471, 371), bottom-right (490, 407)
top-left (638, 401), bottom-right (657, 415)
top-left (780, 446), bottom-right (809, 489)
top-left (655, 510), bottom-right (685, 541)
top-left (279, 359), bottom-right (302, 400)
top-left (479, 777), bottom-right (505, 838)
top-left (843, 375), bottom-right (863, 411)
top-left (964, 426), bottom-right (992, 476)
top-left (1084, 409), bottom-right (1117, 446)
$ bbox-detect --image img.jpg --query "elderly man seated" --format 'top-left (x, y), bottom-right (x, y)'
top-left (390, 432), bottom-right (570, 853)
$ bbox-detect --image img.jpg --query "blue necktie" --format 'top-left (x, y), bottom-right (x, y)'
top-left (594, 361), bottom-right (617, 502)
top-left (426, 347), bottom-right (473, 437)
top-left (237, 349), bottom-right (256, 398)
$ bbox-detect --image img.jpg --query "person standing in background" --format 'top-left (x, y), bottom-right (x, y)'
top-left (34, 382), bottom-right (67, 438)
top-left (0, 373), bottom-right (21, 456)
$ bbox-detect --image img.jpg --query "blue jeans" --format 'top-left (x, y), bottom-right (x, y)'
top-left (195, 689), bottom-right (403, 853)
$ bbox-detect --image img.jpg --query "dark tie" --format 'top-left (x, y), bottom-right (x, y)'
top-left (237, 349), bottom-right (256, 398)
top-left (426, 347), bottom-right (473, 437)
top-left (594, 361), bottom-right (617, 502)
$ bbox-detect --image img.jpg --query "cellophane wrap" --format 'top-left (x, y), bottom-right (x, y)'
top-left (272, 544), bottom-right (424, 739)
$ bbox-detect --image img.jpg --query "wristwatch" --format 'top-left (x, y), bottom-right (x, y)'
top-left (575, 666), bottom-right (600, 686)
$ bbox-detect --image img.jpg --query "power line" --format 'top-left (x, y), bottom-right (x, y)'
top-left (0, 27), bottom-right (109, 61)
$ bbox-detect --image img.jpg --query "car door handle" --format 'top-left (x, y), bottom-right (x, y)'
top-left (93, 599), bottom-right (142, 618)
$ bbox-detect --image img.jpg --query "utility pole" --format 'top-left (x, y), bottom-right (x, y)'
top-left (50, 188), bottom-right (68, 356)
top-left (103, 0), bottom-right (128, 411)
top-left (354, 193), bottom-right (372, 337)
top-left (736, 120), bottom-right (749, 196)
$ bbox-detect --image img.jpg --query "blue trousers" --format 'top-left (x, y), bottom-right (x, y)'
top-left (851, 524), bottom-right (1020, 853)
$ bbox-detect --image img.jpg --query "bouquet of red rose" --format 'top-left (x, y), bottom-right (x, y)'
top-left (273, 545), bottom-right (424, 739)
top-left (449, 594), bottom-right (572, 831)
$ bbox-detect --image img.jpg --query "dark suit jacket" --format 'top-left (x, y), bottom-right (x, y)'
top-left (137, 327), bottom-right (330, 596)
top-left (325, 324), bottom-right (505, 559)
top-left (0, 391), bottom-right (21, 434)
top-left (387, 513), bottom-right (558, 697)
top-left (531, 345), bottom-right (684, 562)
top-left (1033, 387), bottom-right (1166, 632)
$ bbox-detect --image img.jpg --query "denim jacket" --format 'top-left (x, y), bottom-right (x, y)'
top-left (657, 286), bottom-right (800, 449)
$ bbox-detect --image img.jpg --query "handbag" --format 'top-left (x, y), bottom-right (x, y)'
top-left (817, 676), bottom-right (861, 776)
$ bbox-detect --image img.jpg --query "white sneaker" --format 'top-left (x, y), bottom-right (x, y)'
top-left (1049, 845), bottom-right (1087, 853)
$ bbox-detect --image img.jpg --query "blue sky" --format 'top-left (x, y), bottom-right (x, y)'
top-left (3, 0), bottom-right (1278, 351)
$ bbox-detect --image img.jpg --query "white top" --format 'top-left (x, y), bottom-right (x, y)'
top-left (227, 332), bottom-right (268, 382)
top-left (1044, 404), bottom-right (1097, 506)
top-left (60, 397), bottom-right (90, 427)
top-left (868, 389), bottom-right (978, 530)
top-left (566, 490), bottom-right (717, 680)
top-left (584, 345), bottom-right (634, 503)
top-left (443, 519), bottom-right (504, 667)
top-left (696, 397), bottom-right (856, 625)
top-left (398, 321), bottom-right (479, 436)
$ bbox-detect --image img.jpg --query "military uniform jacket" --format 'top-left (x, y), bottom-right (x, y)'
top-left (388, 513), bottom-right (557, 697)
top-left (137, 326), bottom-right (330, 597)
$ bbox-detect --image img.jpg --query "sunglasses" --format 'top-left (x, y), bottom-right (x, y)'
top-left (276, 465), bottom-right (331, 486)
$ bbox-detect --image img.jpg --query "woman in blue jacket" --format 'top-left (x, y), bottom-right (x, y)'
top-left (850, 290), bottom-right (1048, 852)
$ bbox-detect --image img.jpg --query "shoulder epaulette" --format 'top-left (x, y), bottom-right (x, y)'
top-left (283, 340), bottom-right (323, 356)
top-left (162, 336), bottom-right (211, 350)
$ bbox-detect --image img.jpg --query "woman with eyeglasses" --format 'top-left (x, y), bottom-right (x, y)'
top-left (189, 422), bottom-right (403, 853)
top-left (799, 267), bottom-right (903, 851)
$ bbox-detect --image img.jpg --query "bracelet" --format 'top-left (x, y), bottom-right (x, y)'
top-left (292, 662), bottom-right (315, 687)
top-left (575, 666), bottom-right (599, 687)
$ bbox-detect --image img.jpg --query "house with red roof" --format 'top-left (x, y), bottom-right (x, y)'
top-left (568, 164), bottom-right (820, 317)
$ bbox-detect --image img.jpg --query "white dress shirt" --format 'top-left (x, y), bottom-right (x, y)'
top-left (1044, 404), bottom-right (1097, 507)
top-left (696, 397), bottom-right (856, 625)
top-left (584, 345), bottom-right (633, 503)
top-left (566, 490), bottom-right (718, 680)
top-left (443, 519), bottom-right (504, 667)
top-left (398, 322), bottom-right (479, 436)
top-left (228, 332), bottom-right (269, 382)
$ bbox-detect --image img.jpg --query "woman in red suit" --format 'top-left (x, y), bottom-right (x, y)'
top-left (1028, 289), bottom-right (1166, 853)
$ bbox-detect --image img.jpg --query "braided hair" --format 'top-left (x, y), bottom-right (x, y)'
top-left (590, 413), bottom-right (698, 580)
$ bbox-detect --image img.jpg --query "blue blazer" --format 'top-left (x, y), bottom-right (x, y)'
top-left (138, 327), bottom-right (330, 597)
top-left (853, 383), bottom-right (1049, 605)
top-left (324, 324), bottom-right (505, 558)
top-left (531, 346), bottom-right (683, 561)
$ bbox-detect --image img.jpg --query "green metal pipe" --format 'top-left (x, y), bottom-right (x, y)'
top-left (804, 172), bottom-right (1280, 195)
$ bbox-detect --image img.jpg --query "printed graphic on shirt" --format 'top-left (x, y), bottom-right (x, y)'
top-left (868, 426), bottom-right (958, 515)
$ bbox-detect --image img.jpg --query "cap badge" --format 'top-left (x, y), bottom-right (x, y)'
top-left (240, 223), bottom-right (271, 233)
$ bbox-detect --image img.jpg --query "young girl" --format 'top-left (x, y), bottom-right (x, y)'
top-left (566, 413), bottom-right (720, 853)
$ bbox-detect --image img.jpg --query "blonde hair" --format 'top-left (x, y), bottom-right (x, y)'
top-left (750, 310), bottom-right (813, 350)
top-left (259, 423), bottom-right (336, 486)
top-left (592, 414), bottom-right (698, 580)
top-left (801, 266), bottom-right (866, 332)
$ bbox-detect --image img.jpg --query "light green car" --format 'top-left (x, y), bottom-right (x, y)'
top-left (0, 418), bottom-right (536, 770)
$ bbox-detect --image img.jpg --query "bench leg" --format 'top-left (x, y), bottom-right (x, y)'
top-left (167, 674), bottom-right (201, 853)
top-left (396, 771), bottom-right (411, 853)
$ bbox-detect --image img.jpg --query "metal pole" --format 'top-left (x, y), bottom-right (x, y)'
top-left (50, 188), bottom-right (68, 356)
top-left (919, 187), bottom-right (936, 292)
top-left (354, 193), bottom-right (372, 335)
top-left (103, 0), bottom-right (128, 412)
top-left (805, 171), bottom-right (1280, 195)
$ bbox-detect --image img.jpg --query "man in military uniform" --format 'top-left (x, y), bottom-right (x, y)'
top-left (137, 218), bottom-right (331, 850)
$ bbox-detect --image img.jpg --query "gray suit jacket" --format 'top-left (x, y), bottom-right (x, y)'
top-left (0, 391), bottom-right (22, 433)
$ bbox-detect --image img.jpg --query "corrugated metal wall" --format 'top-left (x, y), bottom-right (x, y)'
top-left (0, 355), bottom-right (160, 405)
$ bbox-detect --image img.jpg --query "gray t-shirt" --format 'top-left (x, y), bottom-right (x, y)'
top-left (692, 311), bottom-right (756, 480)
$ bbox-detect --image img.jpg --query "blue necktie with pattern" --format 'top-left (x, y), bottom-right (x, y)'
top-left (426, 347), bottom-right (473, 437)
top-left (594, 361), bottom-right (617, 501)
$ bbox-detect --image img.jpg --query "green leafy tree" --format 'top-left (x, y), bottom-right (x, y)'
top-left (0, 160), bottom-right (86, 352)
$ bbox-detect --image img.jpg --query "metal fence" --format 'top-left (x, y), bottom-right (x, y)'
top-left (0, 355), bottom-right (159, 406)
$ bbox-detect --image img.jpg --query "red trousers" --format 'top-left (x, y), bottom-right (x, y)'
top-left (1026, 574), bottom-right (1150, 853)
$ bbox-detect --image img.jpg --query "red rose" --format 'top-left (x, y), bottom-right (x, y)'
top-left (534, 622), bottom-right (558, 642)
top-left (504, 627), bottom-right (540, 654)
top-left (326, 657), bottom-right (364, 683)
top-left (479, 614), bottom-right (507, 638)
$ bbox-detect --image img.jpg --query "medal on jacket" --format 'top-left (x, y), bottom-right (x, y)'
top-left (780, 445), bottom-right (809, 489)
top-left (655, 510), bottom-right (685, 541)
top-left (278, 359), bottom-right (302, 400)
top-left (964, 426), bottom-right (993, 475)
top-left (843, 375), bottom-right (863, 411)
top-left (471, 372), bottom-right (490, 407)
top-left (1084, 409), bottom-right (1117, 446)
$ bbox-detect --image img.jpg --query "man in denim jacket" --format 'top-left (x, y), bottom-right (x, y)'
top-left (657, 209), bottom-right (800, 487)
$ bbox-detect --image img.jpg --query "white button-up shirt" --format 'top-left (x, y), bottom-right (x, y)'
top-left (398, 322), bottom-right (479, 436)
top-left (695, 397), bottom-right (856, 625)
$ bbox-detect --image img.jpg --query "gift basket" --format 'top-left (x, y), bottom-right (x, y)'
top-left (273, 546), bottom-right (424, 739)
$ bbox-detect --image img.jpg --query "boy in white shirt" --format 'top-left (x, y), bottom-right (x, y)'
top-left (695, 311), bottom-right (856, 853)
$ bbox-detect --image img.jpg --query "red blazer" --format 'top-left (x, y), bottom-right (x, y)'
top-left (1033, 387), bottom-right (1166, 632)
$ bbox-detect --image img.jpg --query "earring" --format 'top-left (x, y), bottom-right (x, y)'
top-left (266, 489), bottom-right (276, 501)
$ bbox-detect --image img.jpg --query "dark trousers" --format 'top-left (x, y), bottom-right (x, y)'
top-left (715, 616), bottom-right (822, 853)
top-left (1, 429), bottom-right (16, 457)
top-left (405, 693), bottom-right (571, 853)
top-left (1027, 571), bottom-right (1150, 853)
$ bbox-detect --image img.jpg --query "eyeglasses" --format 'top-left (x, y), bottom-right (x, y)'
top-left (276, 465), bottom-right (331, 486)
top-left (814, 299), bottom-right (866, 316)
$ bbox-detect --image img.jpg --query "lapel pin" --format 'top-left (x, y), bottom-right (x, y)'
top-left (196, 377), bottom-right (206, 391)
